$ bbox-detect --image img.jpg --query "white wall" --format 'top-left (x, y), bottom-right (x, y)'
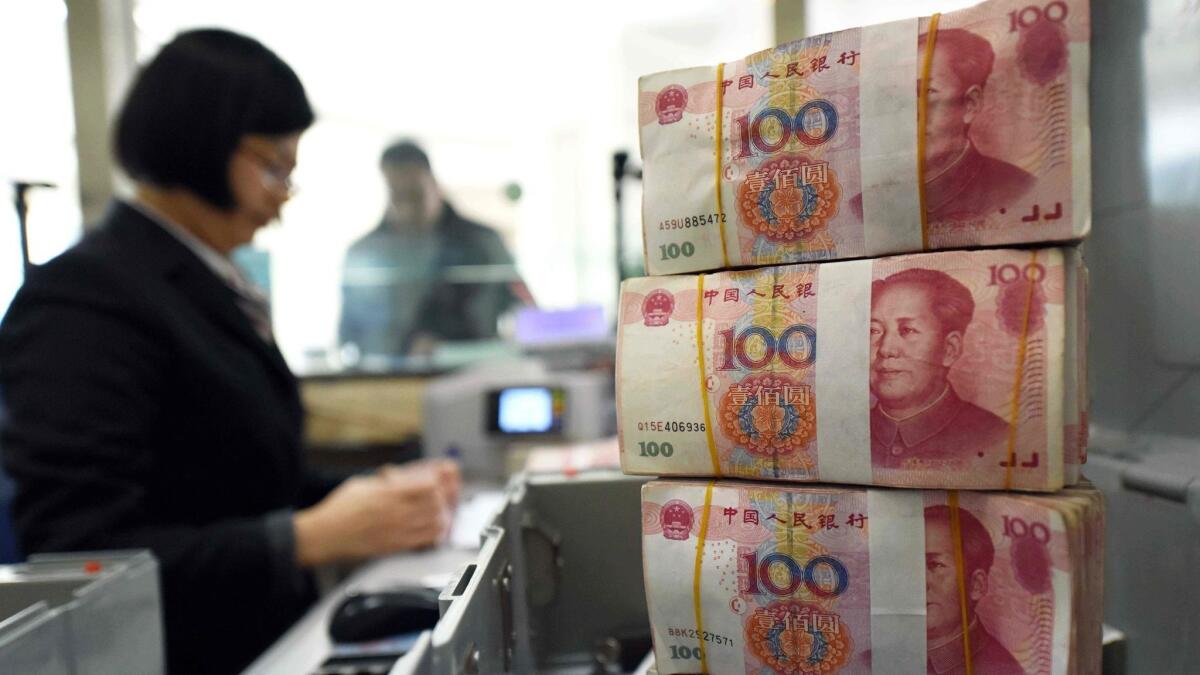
top-left (0, 1), bottom-right (82, 318)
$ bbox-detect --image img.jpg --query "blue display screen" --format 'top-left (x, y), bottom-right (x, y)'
top-left (496, 387), bottom-right (555, 434)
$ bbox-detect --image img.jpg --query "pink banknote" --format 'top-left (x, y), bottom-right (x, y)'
top-left (641, 480), bottom-right (1103, 674)
top-left (639, 0), bottom-right (1091, 275)
top-left (618, 248), bottom-right (1086, 490)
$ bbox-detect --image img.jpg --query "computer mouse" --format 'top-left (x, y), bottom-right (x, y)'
top-left (327, 585), bottom-right (442, 643)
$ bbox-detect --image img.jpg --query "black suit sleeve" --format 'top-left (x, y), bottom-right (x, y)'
top-left (0, 278), bottom-right (289, 599)
top-left (298, 466), bottom-right (347, 508)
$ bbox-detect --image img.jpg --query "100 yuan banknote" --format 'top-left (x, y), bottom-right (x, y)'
top-left (641, 480), bottom-right (1100, 674)
top-left (618, 248), bottom-right (1086, 491)
top-left (639, 0), bottom-right (1090, 275)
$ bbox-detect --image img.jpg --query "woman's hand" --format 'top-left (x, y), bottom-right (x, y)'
top-left (293, 462), bottom-right (458, 567)
top-left (378, 459), bottom-right (462, 510)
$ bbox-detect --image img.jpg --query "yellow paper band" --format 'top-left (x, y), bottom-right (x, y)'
top-left (693, 480), bottom-right (716, 673)
top-left (1004, 250), bottom-right (1040, 490)
top-left (916, 13), bottom-right (941, 250)
top-left (714, 63), bottom-right (731, 268)
top-left (696, 274), bottom-right (722, 475)
top-left (948, 491), bottom-right (975, 675)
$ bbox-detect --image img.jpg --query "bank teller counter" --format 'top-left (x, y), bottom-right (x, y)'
top-left (243, 544), bottom-right (479, 674)
top-left (300, 371), bottom-right (433, 473)
top-left (296, 335), bottom-right (531, 471)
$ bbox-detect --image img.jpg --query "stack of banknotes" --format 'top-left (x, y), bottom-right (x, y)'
top-left (618, 0), bottom-right (1102, 671)
top-left (637, 0), bottom-right (1090, 276)
top-left (618, 247), bottom-right (1087, 492)
top-left (640, 480), bottom-right (1104, 674)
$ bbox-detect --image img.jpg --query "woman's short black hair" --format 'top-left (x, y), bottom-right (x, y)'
top-left (114, 29), bottom-right (314, 209)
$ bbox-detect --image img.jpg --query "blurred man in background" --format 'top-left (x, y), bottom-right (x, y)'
top-left (340, 141), bottom-right (530, 360)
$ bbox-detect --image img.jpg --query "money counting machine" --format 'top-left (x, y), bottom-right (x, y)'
top-left (422, 358), bottom-right (615, 479)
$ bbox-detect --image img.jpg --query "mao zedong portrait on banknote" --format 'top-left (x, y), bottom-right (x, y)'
top-left (869, 268), bottom-right (1010, 468)
top-left (922, 29), bottom-right (1036, 225)
top-left (854, 504), bottom-right (1024, 674)
top-left (924, 505), bottom-right (1022, 675)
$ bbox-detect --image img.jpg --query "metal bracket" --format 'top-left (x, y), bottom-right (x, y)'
top-left (520, 513), bottom-right (562, 608)
top-left (493, 563), bottom-right (514, 672)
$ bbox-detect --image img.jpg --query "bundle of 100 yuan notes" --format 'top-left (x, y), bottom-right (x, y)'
top-left (639, 0), bottom-right (1090, 275)
top-left (641, 479), bottom-right (1103, 674)
top-left (617, 247), bottom-right (1086, 491)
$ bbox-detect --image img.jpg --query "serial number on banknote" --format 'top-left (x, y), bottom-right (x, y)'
top-left (666, 627), bottom-right (734, 647)
top-left (658, 212), bottom-right (726, 230)
top-left (636, 420), bottom-right (707, 433)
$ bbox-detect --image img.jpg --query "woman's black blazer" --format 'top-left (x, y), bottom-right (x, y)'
top-left (0, 201), bottom-right (340, 674)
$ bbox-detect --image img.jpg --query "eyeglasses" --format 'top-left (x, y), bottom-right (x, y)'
top-left (239, 144), bottom-right (298, 197)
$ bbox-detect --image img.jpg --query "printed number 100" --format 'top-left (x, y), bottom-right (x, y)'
top-left (639, 441), bottom-right (674, 457)
top-left (1009, 1), bottom-right (1068, 31)
top-left (660, 242), bottom-right (696, 261)
top-left (669, 645), bottom-right (701, 660)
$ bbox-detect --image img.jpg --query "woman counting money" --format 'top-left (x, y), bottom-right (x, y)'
top-left (0, 30), bottom-right (459, 674)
